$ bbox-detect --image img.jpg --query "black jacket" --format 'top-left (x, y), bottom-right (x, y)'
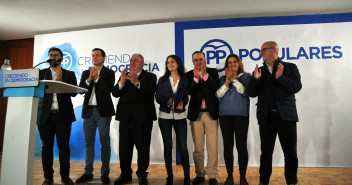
top-left (247, 58), bottom-right (302, 125)
top-left (37, 68), bottom-right (77, 125)
top-left (79, 66), bottom-right (115, 118)
top-left (186, 67), bottom-right (220, 121)
top-left (155, 75), bottom-right (189, 114)
top-left (112, 70), bottom-right (157, 122)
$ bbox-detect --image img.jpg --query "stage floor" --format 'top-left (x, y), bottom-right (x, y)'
top-left (23, 158), bottom-right (352, 184)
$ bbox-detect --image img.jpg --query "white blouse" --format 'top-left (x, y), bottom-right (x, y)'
top-left (159, 77), bottom-right (187, 120)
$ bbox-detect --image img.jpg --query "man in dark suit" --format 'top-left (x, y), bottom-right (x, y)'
top-left (247, 41), bottom-right (302, 185)
top-left (112, 54), bottom-right (157, 185)
top-left (37, 47), bottom-right (77, 185)
top-left (75, 48), bottom-right (115, 184)
top-left (186, 51), bottom-right (220, 185)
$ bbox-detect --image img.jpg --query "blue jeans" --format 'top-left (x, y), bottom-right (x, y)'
top-left (158, 118), bottom-right (190, 177)
top-left (83, 107), bottom-right (111, 175)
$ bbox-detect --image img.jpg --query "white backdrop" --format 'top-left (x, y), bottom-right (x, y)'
top-left (177, 13), bottom-right (352, 167)
top-left (33, 22), bottom-right (173, 164)
top-left (33, 13), bottom-right (352, 168)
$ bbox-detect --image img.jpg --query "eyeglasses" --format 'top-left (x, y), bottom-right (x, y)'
top-left (193, 58), bottom-right (204, 62)
top-left (260, 47), bottom-right (275, 53)
top-left (227, 60), bottom-right (237, 64)
top-left (49, 54), bottom-right (61, 58)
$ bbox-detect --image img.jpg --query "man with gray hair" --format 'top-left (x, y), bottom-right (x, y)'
top-left (112, 54), bottom-right (157, 185)
top-left (247, 41), bottom-right (302, 185)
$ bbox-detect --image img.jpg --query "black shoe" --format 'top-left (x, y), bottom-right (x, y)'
top-left (139, 176), bottom-right (148, 185)
top-left (61, 177), bottom-right (74, 185)
top-left (224, 176), bottom-right (234, 185)
top-left (101, 174), bottom-right (110, 184)
top-left (184, 176), bottom-right (190, 185)
top-left (166, 175), bottom-right (173, 185)
top-left (192, 176), bottom-right (205, 184)
top-left (42, 178), bottom-right (53, 185)
top-left (209, 178), bottom-right (218, 185)
top-left (76, 174), bottom-right (93, 184)
top-left (114, 175), bottom-right (132, 185)
top-left (240, 177), bottom-right (248, 185)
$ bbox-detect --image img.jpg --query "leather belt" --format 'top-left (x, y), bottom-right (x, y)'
top-left (200, 109), bottom-right (208, 112)
top-left (88, 105), bottom-right (97, 108)
top-left (50, 110), bottom-right (60, 114)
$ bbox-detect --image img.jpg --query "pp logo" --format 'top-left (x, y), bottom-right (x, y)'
top-left (62, 52), bottom-right (73, 70)
top-left (39, 43), bottom-right (78, 77)
top-left (200, 39), bottom-right (233, 72)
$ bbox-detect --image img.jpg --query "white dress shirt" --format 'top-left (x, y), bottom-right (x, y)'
top-left (85, 68), bottom-right (102, 106)
top-left (50, 68), bottom-right (59, 110)
top-left (216, 73), bottom-right (245, 98)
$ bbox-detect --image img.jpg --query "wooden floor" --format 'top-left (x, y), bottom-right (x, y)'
top-left (1, 157), bottom-right (352, 185)
top-left (27, 159), bottom-right (352, 185)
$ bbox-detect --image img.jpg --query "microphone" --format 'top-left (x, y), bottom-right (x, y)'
top-left (33, 59), bottom-right (52, 68)
top-left (33, 59), bottom-right (62, 68)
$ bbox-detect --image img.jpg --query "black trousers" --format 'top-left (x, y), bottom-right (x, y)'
top-left (119, 120), bottom-right (153, 178)
top-left (259, 111), bottom-right (298, 184)
top-left (38, 113), bottom-right (72, 179)
top-left (158, 118), bottom-right (190, 177)
top-left (219, 115), bottom-right (249, 177)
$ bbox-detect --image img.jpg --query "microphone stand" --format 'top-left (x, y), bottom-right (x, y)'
top-left (33, 59), bottom-right (62, 68)
top-left (33, 61), bottom-right (46, 68)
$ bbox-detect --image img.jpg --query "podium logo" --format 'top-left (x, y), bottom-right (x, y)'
top-left (39, 43), bottom-right (78, 77)
top-left (200, 39), bottom-right (233, 72)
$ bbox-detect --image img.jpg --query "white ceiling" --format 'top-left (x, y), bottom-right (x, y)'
top-left (0, 0), bottom-right (351, 40)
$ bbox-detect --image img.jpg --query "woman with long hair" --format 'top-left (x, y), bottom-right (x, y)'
top-left (216, 54), bottom-right (251, 185)
top-left (155, 55), bottom-right (190, 185)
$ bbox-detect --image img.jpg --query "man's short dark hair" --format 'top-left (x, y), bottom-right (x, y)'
top-left (92, 48), bottom-right (106, 57)
top-left (192, 51), bottom-right (205, 59)
top-left (48, 47), bottom-right (63, 58)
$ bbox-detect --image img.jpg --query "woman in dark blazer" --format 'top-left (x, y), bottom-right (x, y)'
top-left (155, 55), bottom-right (190, 185)
top-left (216, 54), bottom-right (251, 185)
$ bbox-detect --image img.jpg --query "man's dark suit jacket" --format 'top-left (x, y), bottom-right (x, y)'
top-left (37, 68), bottom-right (77, 125)
top-left (247, 58), bottom-right (302, 125)
top-left (112, 70), bottom-right (157, 122)
top-left (79, 66), bottom-right (115, 119)
top-left (186, 67), bottom-right (220, 121)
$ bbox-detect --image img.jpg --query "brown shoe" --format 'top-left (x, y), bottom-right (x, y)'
top-left (62, 177), bottom-right (74, 185)
top-left (42, 178), bottom-right (53, 185)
